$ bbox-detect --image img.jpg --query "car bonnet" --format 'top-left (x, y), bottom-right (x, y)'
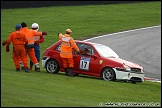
top-left (107, 57), bottom-right (142, 69)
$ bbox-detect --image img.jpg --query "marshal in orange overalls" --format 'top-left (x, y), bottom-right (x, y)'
top-left (21, 22), bottom-right (47, 72)
top-left (6, 24), bottom-right (29, 71)
top-left (58, 29), bottom-right (80, 76)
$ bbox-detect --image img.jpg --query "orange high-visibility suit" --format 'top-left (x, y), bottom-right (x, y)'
top-left (2, 40), bottom-right (24, 68)
top-left (58, 33), bottom-right (79, 68)
top-left (2, 40), bottom-right (23, 68)
top-left (6, 29), bottom-right (28, 69)
top-left (21, 27), bottom-right (43, 68)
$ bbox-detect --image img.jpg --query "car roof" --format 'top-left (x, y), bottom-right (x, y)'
top-left (75, 40), bottom-right (103, 46)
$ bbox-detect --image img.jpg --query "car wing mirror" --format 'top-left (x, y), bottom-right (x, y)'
top-left (90, 54), bottom-right (97, 59)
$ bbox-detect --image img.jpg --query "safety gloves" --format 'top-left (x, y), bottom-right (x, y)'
top-left (2, 40), bottom-right (7, 46)
top-left (6, 45), bottom-right (10, 52)
top-left (34, 40), bottom-right (40, 45)
top-left (2, 40), bottom-right (9, 52)
top-left (42, 31), bottom-right (47, 35)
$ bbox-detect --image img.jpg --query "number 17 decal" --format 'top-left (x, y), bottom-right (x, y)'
top-left (79, 57), bottom-right (90, 70)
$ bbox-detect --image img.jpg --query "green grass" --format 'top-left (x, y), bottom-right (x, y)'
top-left (1, 1), bottom-right (161, 107)
top-left (1, 71), bottom-right (161, 107)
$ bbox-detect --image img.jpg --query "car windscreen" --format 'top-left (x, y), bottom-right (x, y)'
top-left (94, 44), bottom-right (119, 58)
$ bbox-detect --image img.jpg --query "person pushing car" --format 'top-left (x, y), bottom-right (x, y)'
top-left (58, 29), bottom-right (80, 76)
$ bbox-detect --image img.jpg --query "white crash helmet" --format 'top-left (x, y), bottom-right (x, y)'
top-left (31, 23), bottom-right (39, 31)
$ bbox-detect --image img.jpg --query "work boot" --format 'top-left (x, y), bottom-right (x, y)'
top-left (35, 67), bottom-right (40, 72)
top-left (64, 68), bottom-right (69, 76)
top-left (34, 63), bottom-right (40, 72)
top-left (24, 68), bottom-right (30, 73)
top-left (69, 68), bottom-right (73, 77)
top-left (15, 68), bottom-right (20, 72)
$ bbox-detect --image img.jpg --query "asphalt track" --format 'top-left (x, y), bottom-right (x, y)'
top-left (83, 25), bottom-right (161, 81)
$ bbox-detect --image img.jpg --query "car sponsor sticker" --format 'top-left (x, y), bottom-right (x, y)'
top-left (99, 60), bottom-right (103, 64)
top-left (80, 57), bottom-right (90, 70)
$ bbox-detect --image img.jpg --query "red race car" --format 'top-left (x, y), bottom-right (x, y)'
top-left (42, 40), bottom-right (145, 83)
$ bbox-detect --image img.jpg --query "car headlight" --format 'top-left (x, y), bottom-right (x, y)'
top-left (123, 64), bottom-right (131, 71)
top-left (115, 64), bottom-right (131, 72)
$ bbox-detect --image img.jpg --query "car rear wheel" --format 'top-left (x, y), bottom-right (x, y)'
top-left (45, 59), bottom-right (60, 74)
top-left (101, 67), bottom-right (116, 81)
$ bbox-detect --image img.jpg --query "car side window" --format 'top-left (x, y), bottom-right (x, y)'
top-left (55, 44), bottom-right (61, 51)
top-left (73, 43), bottom-right (82, 54)
top-left (85, 44), bottom-right (94, 55)
top-left (75, 43), bottom-right (94, 56)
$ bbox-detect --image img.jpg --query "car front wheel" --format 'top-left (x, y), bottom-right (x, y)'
top-left (45, 59), bottom-right (60, 74)
top-left (101, 67), bottom-right (116, 81)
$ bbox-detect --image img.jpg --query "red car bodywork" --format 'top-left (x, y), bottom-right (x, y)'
top-left (42, 40), bottom-right (144, 83)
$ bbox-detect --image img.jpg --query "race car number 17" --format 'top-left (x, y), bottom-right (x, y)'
top-left (79, 57), bottom-right (90, 70)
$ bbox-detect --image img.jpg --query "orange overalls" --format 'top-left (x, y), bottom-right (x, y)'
top-left (2, 40), bottom-right (23, 68)
top-left (6, 30), bottom-right (28, 69)
top-left (58, 33), bottom-right (79, 68)
top-left (21, 27), bottom-right (43, 67)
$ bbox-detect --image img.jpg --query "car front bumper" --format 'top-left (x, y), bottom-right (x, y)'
top-left (42, 56), bottom-right (50, 68)
top-left (113, 68), bottom-right (145, 82)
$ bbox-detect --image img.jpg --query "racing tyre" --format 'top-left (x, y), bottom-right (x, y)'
top-left (131, 81), bottom-right (136, 84)
top-left (101, 67), bottom-right (116, 81)
top-left (45, 59), bottom-right (60, 74)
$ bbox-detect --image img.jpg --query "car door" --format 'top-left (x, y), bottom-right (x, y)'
top-left (73, 43), bottom-right (100, 76)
